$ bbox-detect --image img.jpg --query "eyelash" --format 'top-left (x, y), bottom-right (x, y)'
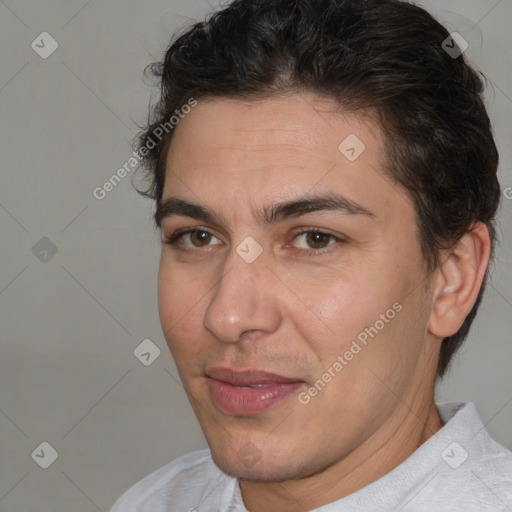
top-left (162, 227), bottom-right (344, 256)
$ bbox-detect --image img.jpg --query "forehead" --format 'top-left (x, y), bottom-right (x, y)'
top-left (169, 93), bottom-right (382, 160)
top-left (162, 93), bottom-right (410, 225)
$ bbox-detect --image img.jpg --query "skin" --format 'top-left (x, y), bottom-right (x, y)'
top-left (157, 92), bottom-right (491, 511)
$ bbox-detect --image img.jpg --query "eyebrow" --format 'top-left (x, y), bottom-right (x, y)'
top-left (154, 192), bottom-right (375, 229)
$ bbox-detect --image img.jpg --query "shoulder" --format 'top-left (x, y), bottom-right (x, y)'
top-left (462, 427), bottom-right (512, 500)
top-left (423, 437), bottom-right (512, 511)
top-left (418, 402), bottom-right (512, 511)
top-left (439, 402), bottom-right (512, 477)
top-left (109, 449), bottom-right (231, 512)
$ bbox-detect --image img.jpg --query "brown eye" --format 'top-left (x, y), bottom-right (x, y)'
top-left (162, 228), bottom-right (222, 249)
top-left (294, 229), bottom-right (339, 251)
top-left (304, 231), bottom-right (332, 249)
top-left (189, 230), bottom-right (213, 247)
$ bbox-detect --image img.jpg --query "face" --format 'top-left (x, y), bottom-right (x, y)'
top-left (157, 93), bottom-right (438, 482)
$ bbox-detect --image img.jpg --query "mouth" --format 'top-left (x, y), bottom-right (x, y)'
top-left (205, 366), bottom-right (305, 415)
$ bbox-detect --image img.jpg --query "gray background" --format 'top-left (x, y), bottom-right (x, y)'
top-left (0, 1), bottom-right (510, 510)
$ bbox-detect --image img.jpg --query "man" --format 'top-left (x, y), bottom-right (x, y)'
top-left (111, 0), bottom-right (512, 510)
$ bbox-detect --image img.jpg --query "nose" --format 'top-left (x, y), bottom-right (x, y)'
top-left (203, 246), bottom-right (282, 344)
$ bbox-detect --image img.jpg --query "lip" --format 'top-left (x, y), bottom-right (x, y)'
top-left (206, 366), bottom-right (305, 415)
top-left (206, 366), bottom-right (302, 386)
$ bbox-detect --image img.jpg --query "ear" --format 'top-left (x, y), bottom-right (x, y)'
top-left (428, 223), bottom-right (491, 338)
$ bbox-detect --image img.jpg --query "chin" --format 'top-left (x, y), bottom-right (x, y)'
top-left (208, 440), bottom-right (318, 482)
top-left (211, 453), bottom-right (298, 482)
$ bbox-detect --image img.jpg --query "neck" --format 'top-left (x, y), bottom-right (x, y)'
top-left (239, 399), bottom-right (443, 512)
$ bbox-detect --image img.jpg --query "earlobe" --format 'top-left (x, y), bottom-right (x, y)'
top-left (428, 223), bottom-right (491, 338)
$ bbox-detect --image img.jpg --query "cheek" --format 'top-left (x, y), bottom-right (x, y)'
top-left (157, 263), bottom-right (179, 332)
top-left (157, 261), bottom-right (208, 354)
top-left (290, 265), bottom-right (397, 360)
